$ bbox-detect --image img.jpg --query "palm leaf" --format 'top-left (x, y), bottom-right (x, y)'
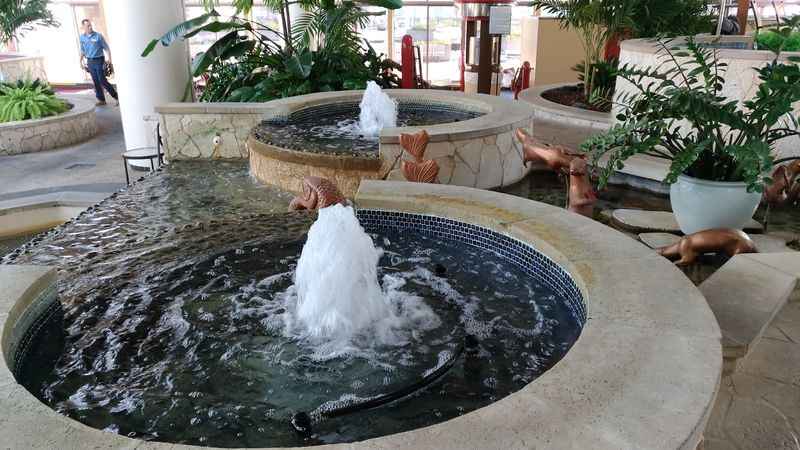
top-left (142, 9), bottom-right (220, 57)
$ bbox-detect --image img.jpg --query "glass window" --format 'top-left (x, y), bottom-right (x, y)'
top-left (361, 6), bottom-right (390, 57)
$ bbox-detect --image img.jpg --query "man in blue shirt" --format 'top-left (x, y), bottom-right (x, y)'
top-left (79, 19), bottom-right (118, 106)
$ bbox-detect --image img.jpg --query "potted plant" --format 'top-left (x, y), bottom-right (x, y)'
top-left (582, 32), bottom-right (800, 234)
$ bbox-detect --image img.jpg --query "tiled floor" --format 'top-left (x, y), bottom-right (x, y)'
top-left (704, 298), bottom-right (800, 450)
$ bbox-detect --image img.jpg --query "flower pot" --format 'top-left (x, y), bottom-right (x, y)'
top-left (670, 175), bottom-right (762, 235)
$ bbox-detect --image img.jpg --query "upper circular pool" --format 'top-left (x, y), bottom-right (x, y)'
top-left (253, 100), bottom-right (485, 157)
top-left (247, 89), bottom-right (535, 197)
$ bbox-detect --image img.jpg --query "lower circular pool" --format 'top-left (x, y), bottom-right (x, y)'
top-left (6, 163), bottom-right (584, 448)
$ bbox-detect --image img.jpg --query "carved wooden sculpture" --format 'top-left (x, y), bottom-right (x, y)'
top-left (763, 161), bottom-right (800, 205)
top-left (288, 176), bottom-right (346, 211)
top-left (657, 229), bottom-right (757, 266)
top-left (400, 130), bottom-right (429, 162)
top-left (515, 128), bottom-right (582, 174)
top-left (567, 158), bottom-right (597, 218)
top-left (400, 130), bottom-right (439, 183)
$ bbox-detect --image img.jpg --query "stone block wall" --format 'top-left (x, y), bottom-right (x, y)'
top-left (0, 98), bottom-right (96, 156)
top-left (0, 56), bottom-right (47, 83)
top-left (159, 111), bottom-right (262, 160)
top-left (381, 120), bottom-right (532, 189)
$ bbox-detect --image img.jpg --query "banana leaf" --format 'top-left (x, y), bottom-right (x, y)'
top-left (142, 9), bottom-right (220, 57)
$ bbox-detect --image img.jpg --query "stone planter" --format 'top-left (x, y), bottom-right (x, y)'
top-left (670, 175), bottom-right (762, 234)
top-left (0, 97), bottom-right (97, 155)
top-left (0, 55), bottom-right (47, 83)
top-left (519, 83), bottom-right (613, 133)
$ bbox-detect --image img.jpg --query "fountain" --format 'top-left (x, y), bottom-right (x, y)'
top-left (286, 203), bottom-right (439, 356)
top-left (357, 81), bottom-right (398, 137)
top-left (245, 88), bottom-right (535, 196)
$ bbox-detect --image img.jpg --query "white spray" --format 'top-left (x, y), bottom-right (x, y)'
top-left (281, 204), bottom-right (440, 359)
top-left (358, 81), bottom-right (398, 136)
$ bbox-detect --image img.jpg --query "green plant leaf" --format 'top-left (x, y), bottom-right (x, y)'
top-left (142, 9), bottom-right (220, 56)
top-left (190, 30), bottom-right (240, 76)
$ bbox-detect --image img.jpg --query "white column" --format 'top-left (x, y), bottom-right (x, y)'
top-left (102, 0), bottom-right (190, 151)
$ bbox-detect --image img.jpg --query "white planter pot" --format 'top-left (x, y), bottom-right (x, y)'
top-left (670, 175), bottom-right (761, 235)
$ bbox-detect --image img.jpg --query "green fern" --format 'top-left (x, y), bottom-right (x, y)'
top-left (0, 79), bottom-right (68, 123)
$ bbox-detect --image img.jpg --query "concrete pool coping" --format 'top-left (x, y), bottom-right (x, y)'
top-left (156, 89), bottom-right (534, 146)
top-left (0, 181), bottom-right (721, 449)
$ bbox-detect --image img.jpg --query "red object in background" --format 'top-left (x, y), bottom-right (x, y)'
top-left (512, 61), bottom-right (531, 99)
top-left (604, 34), bottom-right (622, 61)
top-left (401, 35), bottom-right (415, 89)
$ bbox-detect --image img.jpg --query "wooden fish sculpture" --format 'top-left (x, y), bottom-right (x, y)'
top-left (288, 176), bottom-right (346, 211)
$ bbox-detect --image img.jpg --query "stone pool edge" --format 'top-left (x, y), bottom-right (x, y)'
top-left (0, 181), bottom-right (722, 449)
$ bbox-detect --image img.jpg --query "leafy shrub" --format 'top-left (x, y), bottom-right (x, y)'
top-left (756, 30), bottom-right (800, 52)
top-left (572, 58), bottom-right (618, 110)
top-left (145, 1), bottom-right (401, 103)
top-left (0, 0), bottom-right (59, 44)
top-left (0, 79), bottom-right (68, 123)
top-left (582, 35), bottom-right (800, 193)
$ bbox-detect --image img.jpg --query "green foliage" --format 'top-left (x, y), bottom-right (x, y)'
top-left (0, 0), bottom-right (59, 44)
top-left (572, 58), bottom-right (618, 110)
top-left (629, 0), bottom-right (713, 38)
top-left (532, 0), bottom-right (635, 98)
top-left (581, 37), bottom-right (800, 193)
top-left (756, 17), bottom-right (800, 53)
top-left (0, 78), bottom-right (67, 123)
top-left (145, 0), bottom-right (401, 103)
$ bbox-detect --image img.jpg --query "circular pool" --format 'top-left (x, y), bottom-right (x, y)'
top-left (247, 90), bottom-right (535, 197)
top-left (0, 163), bottom-right (721, 449)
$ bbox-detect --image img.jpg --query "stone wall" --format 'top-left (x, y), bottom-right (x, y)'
top-left (0, 97), bottom-right (96, 156)
top-left (157, 105), bottom-right (267, 160)
top-left (381, 119), bottom-right (532, 189)
top-left (0, 55), bottom-right (47, 82)
top-left (156, 91), bottom-right (536, 191)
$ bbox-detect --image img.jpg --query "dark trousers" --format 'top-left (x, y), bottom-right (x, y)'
top-left (87, 57), bottom-right (117, 102)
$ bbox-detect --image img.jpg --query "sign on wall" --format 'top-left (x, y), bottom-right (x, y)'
top-left (489, 6), bottom-right (512, 35)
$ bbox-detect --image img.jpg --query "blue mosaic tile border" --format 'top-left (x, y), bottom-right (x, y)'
top-left (11, 285), bottom-right (62, 377)
top-left (356, 209), bottom-right (587, 325)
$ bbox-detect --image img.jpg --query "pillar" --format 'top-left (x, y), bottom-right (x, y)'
top-left (102, 0), bottom-right (191, 151)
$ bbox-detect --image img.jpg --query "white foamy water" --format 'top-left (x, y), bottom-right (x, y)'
top-left (358, 81), bottom-right (397, 136)
top-left (281, 204), bottom-right (439, 359)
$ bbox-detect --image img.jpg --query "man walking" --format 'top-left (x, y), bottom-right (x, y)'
top-left (79, 19), bottom-right (118, 106)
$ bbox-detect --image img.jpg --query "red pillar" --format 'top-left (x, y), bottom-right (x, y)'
top-left (401, 35), bottom-right (415, 89)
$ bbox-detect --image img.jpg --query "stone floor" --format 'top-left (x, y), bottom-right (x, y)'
top-left (704, 298), bottom-right (800, 450)
top-left (0, 92), bottom-right (126, 200)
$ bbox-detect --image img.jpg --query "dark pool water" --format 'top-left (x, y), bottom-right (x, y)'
top-left (500, 170), bottom-right (800, 284)
top-left (7, 162), bottom-right (580, 448)
top-left (253, 102), bottom-right (483, 156)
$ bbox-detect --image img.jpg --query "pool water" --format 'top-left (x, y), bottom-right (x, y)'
top-left (7, 162), bottom-right (581, 448)
top-left (253, 102), bottom-right (484, 157)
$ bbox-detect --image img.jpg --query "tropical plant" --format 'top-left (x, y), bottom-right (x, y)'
top-left (144, 0), bottom-right (401, 102)
top-left (756, 17), bottom-right (800, 53)
top-left (0, 0), bottom-right (59, 44)
top-left (0, 78), bottom-right (68, 123)
top-left (629, 0), bottom-right (713, 38)
top-left (532, 0), bottom-right (635, 99)
top-left (581, 35), bottom-right (800, 193)
top-left (572, 58), bottom-right (618, 110)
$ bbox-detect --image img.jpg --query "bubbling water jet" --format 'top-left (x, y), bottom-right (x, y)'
top-left (285, 204), bottom-right (440, 356)
top-left (358, 81), bottom-right (397, 136)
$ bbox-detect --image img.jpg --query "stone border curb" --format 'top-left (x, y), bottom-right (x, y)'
top-left (0, 96), bottom-right (97, 155)
top-left (0, 181), bottom-right (722, 449)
